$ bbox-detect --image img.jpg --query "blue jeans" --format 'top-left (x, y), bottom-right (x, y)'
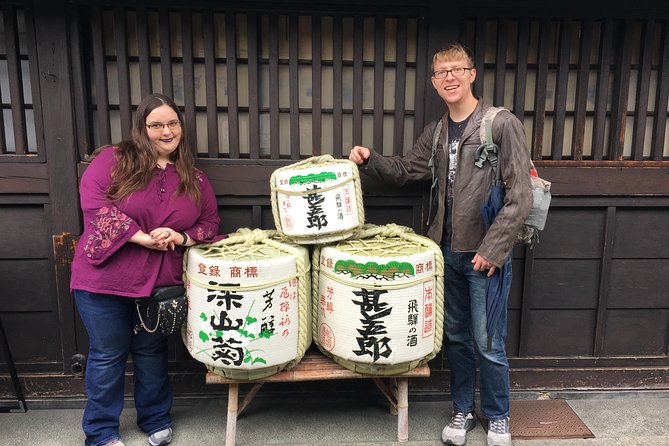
top-left (74, 290), bottom-right (172, 446)
top-left (441, 246), bottom-right (510, 421)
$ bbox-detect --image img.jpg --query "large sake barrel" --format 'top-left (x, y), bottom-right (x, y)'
top-left (270, 155), bottom-right (364, 245)
top-left (312, 224), bottom-right (444, 375)
top-left (182, 228), bottom-right (311, 380)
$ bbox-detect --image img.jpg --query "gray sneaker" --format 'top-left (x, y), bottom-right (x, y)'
top-left (148, 427), bottom-right (173, 446)
top-left (442, 411), bottom-right (476, 445)
top-left (487, 417), bottom-right (511, 446)
top-left (101, 439), bottom-right (125, 446)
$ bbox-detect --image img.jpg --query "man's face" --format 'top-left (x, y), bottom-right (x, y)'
top-left (431, 58), bottom-right (476, 106)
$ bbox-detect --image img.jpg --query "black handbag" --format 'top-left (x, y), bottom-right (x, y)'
top-left (134, 285), bottom-right (187, 336)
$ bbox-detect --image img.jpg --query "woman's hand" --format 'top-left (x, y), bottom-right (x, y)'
top-left (149, 227), bottom-right (183, 250)
top-left (130, 230), bottom-right (169, 251)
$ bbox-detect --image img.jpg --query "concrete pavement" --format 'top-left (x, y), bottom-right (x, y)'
top-left (1, 391), bottom-right (669, 445)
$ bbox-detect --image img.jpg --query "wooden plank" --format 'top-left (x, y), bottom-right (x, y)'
top-left (531, 19), bottom-right (550, 160)
top-left (23, 5), bottom-right (44, 159)
top-left (413, 15), bottom-right (427, 140)
top-left (3, 5), bottom-right (27, 154)
top-left (534, 165), bottom-right (669, 196)
top-left (114, 6), bottom-right (132, 139)
top-left (352, 15), bottom-right (363, 146)
top-left (158, 8), bottom-right (174, 97)
top-left (67, 4), bottom-right (92, 160)
top-left (247, 12), bottom-right (260, 158)
top-left (202, 11), bottom-right (219, 157)
top-left (473, 17), bottom-right (486, 99)
top-left (0, 157), bottom-right (49, 193)
top-left (311, 14), bottom-right (323, 156)
top-left (332, 15), bottom-right (343, 159)
top-left (524, 310), bottom-right (597, 356)
top-left (373, 15), bottom-right (384, 150)
top-left (631, 19), bottom-right (654, 161)
top-left (593, 207), bottom-right (615, 356)
top-left (289, 14), bottom-right (300, 158)
top-left (551, 18), bottom-right (572, 161)
top-left (613, 208), bottom-right (669, 258)
top-left (181, 9), bottom-right (197, 154)
top-left (571, 19), bottom-right (593, 161)
top-left (493, 18), bottom-right (508, 107)
top-left (90, 5), bottom-right (111, 145)
top-left (226, 12), bottom-right (240, 158)
top-left (592, 18), bottom-right (614, 161)
top-left (609, 259), bottom-right (669, 308)
top-left (651, 20), bottom-right (669, 160)
top-left (393, 16), bottom-right (407, 156)
top-left (268, 14), bottom-right (280, 159)
top-left (2, 206), bottom-right (49, 256)
top-left (135, 7), bottom-right (152, 98)
top-left (603, 309), bottom-right (669, 355)
top-left (512, 18), bottom-right (529, 120)
top-left (205, 351), bottom-right (430, 384)
top-left (609, 19), bottom-right (633, 160)
top-left (0, 259), bottom-right (53, 311)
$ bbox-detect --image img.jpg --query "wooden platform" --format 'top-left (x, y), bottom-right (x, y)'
top-left (206, 350), bottom-right (430, 445)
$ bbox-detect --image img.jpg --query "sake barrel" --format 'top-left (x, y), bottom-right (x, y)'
top-left (182, 228), bottom-right (311, 380)
top-left (312, 224), bottom-right (444, 376)
top-left (270, 155), bottom-right (364, 244)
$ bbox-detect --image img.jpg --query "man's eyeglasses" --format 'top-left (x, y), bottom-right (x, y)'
top-left (432, 67), bottom-right (473, 79)
top-left (146, 120), bottom-right (181, 131)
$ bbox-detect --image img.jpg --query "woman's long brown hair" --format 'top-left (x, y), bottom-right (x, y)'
top-left (101, 93), bottom-right (201, 203)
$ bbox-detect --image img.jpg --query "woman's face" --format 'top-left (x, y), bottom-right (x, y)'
top-left (144, 104), bottom-right (182, 163)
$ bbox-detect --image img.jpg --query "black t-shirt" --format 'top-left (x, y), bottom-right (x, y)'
top-left (443, 114), bottom-right (471, 246)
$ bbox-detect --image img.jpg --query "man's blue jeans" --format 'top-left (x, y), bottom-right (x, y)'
top-left (441, 246), bottom-right (510, 421)
top-left (74, 290), bottom-right (172, 446)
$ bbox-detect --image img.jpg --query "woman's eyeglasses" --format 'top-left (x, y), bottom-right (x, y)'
top-left (146, 120), bottom-right (181, 131)
top-left (432, 67), bottom-right (473, 79)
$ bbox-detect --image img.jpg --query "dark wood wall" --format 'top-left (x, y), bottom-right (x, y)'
top-left (1, 0), bottom-right (668, 399)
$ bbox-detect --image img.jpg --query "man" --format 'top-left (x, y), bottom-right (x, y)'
top-left (349, 44), bottom-right (532, 446)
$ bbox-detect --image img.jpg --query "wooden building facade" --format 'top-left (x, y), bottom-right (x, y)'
top-left (1, 0), bottom-right (668, 399)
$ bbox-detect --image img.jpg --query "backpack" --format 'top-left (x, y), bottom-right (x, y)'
top-left (475, 106), bottom-right (551, 245)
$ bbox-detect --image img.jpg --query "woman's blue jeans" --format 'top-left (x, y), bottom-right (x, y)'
top-left (441, 246), bottom-right (510, 421)
top-left (74, 290), bottom-right (172, 446)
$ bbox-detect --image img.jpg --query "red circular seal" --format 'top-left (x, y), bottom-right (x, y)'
top-left (319, 323), bottom-right (335, 351)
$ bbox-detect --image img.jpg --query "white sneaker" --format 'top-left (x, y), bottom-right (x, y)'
top-left (487, 417), bottom-right (512, 446)
top-left (148, 427), bottom-right (172, 446)
top-left (442, 411), bottom-right (476, 445)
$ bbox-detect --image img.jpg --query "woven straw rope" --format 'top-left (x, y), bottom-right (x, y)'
top-left (270, 155), bottom-right (365, 244)
top-left (312, 223), bottom-right (445, 376)
top-left (182, 228), bottom-right (312, 380)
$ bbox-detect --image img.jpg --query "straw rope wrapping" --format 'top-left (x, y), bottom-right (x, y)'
top-left (270, 155), bottom-right (365, 244)
top-left (312, 223), bottom-right (444, 376)
top-left (182, 228), bottom-right (312, 380)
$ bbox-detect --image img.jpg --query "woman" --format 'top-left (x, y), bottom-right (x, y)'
top-left (70, 93), bottom-right (222, 446)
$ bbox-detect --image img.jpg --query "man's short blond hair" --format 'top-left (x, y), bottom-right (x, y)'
top-left (431, 44), bottom-right (474, 73)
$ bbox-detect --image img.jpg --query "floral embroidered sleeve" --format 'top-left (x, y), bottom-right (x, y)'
top-left (79, 147), bottom-right (140, 265)
top-left (183, 170), bottom-right (225, 244)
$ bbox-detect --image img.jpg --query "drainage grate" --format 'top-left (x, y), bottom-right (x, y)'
top-left (476, 399), bottom-right (595, 440)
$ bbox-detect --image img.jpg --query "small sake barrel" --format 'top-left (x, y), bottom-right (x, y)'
top-left (270, 155), bottom-right (364, 245)
top-left (312, 224), bottom-right (444, 376)
top-left (182, 229), bottom-right (311, 380)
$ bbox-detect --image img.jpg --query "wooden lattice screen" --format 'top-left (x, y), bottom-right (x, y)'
top-left (76, 5), bottom-right (427, 161)
top-left (462, 17), bottom-right (669, 161)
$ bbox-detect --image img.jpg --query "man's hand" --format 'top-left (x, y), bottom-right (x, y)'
top-left (472, 253), bottom-right (496, 277)
top-left (349, 146), bottom-right (371, 165)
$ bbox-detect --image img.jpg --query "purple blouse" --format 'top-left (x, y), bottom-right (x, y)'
top-left (70, 146), bottom-right (223, 298)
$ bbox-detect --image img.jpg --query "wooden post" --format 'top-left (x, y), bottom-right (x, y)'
top-left (397, 378), bottom-right (409, 442)
top-left (225, 383), bottom-right (239, 446)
